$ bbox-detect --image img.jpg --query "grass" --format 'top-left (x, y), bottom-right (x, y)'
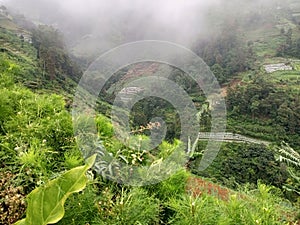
top-left (169, 181), bottom-right (296, 225)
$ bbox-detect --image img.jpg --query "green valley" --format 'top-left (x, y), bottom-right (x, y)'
top-left (0, 1), bottom-right (300, 224)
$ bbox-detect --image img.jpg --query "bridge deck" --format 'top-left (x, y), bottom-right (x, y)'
top-left (198, 132), bottom-right (270, 145)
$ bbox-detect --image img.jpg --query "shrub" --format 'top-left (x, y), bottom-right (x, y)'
top-left (145, 169), bottom-right (190, 201)
top-left (168, 193), bottom-right (221, 225)
top-left (95, 187), bottom-right (160, 225)
top-left (168, 183), bottom-right (289, 225)
top-left (0, 172), bottom-right (26, 225)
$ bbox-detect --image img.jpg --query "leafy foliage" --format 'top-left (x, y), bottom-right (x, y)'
top-left (194, 21), bottom-right (256, 84)
top-left (274, 143), bottom-right (300, 197)
top-left (277, 28), bottom-right (300, 59)
top-left (227, 76), bottom-right (300, 147)
top-left (58, 181), bottom-right (160, 225)
top-left (191, 143), bottom-right (289, 189)
top-left (15, 155), bottom-right (96, 225)
top-left (168, 184), bottom-right (290, 225)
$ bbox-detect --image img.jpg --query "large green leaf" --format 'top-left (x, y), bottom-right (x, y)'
top-left (15, 155), bottom-right (96, 225)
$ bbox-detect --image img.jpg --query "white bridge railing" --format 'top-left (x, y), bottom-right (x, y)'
top-left (198, 132), bottom-right (270, 145)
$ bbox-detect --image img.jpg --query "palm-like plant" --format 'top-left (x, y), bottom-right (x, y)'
top-left (275, 142), bottom-right (300, 167)
top-left (274, 142), bottom-right (300, 195)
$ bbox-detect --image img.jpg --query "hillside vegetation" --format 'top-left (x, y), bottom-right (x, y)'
top-left (0, 2), bottom-right (300, 225)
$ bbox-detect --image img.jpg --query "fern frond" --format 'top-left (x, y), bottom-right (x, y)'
top-left (275, 142), bottom-right (300, 167)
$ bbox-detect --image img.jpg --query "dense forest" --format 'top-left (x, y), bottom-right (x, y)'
top-left (0, 0), bottom-right (300, 224)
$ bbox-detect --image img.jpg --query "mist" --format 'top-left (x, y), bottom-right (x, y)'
top-left (3, 0), bottom-right (281, 59)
